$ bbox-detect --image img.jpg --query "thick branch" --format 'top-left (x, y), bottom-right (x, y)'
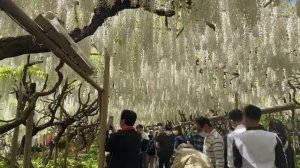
top-left (0, 0), bottom-right (176, 60)
top-left (0, 97), bottom-right (37, 134)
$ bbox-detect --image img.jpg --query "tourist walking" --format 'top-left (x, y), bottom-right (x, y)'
top-left (105, 110), bottom-right (141, 168)
top-left (195, 117), bottom-right (224, 168)
top-left (226, 109), bottom-right (246, 168)
top-left (156, 124), bottom-right (175, 168)
top-left (232, 105), bottom-right (288, 168)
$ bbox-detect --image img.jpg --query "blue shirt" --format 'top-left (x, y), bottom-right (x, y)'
top-left (174, 135), bottom-right (187, 148)
top-left (186, 131), bottom-right (204, 152)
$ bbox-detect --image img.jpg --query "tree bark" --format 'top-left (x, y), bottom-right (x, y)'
top-left (10, 90), bottom-right (24, 168)
top-left (0, 0), bottom-right (176, 60)
top-left (54, 102), bottom-right (63, 168)
top-left (23, 108), bottom-right (34, 168)
top-left (23, 84), bottom-right (36, 168)
top-left (63, 126), bottom-right (71, 168)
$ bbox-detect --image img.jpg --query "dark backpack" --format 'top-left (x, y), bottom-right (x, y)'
top-left (147, 139), bottom-right (156, 155)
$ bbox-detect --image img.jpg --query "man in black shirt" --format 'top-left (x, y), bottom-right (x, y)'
top-left (156, 124), bottom-right (175, 168)
top-left (105, 110), bottom-right (141, 168)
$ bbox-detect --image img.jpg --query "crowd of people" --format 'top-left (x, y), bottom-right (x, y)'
top-left (105, 105), bottom-right (295, 168)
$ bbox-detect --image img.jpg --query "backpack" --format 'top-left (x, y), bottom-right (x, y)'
top-left (147, 139), bottom-right (156, 155)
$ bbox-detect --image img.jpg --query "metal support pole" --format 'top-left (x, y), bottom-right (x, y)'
top-left (98, 55), bottom-right (110, 168)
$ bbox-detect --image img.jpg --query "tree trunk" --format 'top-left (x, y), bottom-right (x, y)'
top-left (53, 140), bottom-right (59, 168)
top-left (75, 128), bottom-right (80, 159)
top-left (63, 126), bottom-right (70, 168)
top-left (23, 83), bottom-right (36, 168)
top-left (42, 134), bottom-right (45, 157)
top-left (54, 106), bottom-right (63, 168)
top-left (10, 90), bottom-right (23, 168)
top-left (23, 109), bottom-right (34, 168)
top-left (234, 92), bottom-right (238, 109)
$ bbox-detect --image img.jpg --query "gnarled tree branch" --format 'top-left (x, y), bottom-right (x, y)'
top-left (0, 0), bottom-right (178, 60)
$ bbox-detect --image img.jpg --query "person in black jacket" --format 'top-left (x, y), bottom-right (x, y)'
top-left (156, 124), bottom-right (175, 168)
top-left (105, 110), bottom-right (141, 168)
top-left (269, 120), bottom-right (295, 168)
top-left (137, 124), bottom-right (150, 168)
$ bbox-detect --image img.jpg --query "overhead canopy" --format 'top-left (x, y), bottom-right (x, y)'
top-left (0, 0), bottom-right (299, 124)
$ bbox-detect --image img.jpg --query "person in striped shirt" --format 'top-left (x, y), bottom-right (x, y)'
top-left (195, 117), bottom-right (224, 168)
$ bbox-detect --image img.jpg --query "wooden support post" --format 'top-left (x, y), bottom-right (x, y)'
top-left (98, 55), bottom-right (110, 168)
top-left (292, 109), bottom-right (297, 168)
top-left (23, 83), bottom-right (36, 168)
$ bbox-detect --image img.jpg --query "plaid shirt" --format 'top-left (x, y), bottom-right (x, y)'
top-left (186, 131), bottom-right (204, 152)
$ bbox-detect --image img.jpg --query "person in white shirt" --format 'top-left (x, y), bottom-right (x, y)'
top-left (196, 117), bottom-right (224, 168)
top-left (232, 105), bottom-right (288, 168)
top-left (226, 109), bottom-right (246, 168)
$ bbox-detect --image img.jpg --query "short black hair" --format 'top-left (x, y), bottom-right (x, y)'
top-left (228, 109), bottom-right (243, 122)
top-left (136, 124), bottom-right (143, 129)
top-left (165, 123), bottom-right (173, 131)
top-left (243, 105), bottom-right (262, 121)
top-left (269, 120), bottom-right (288, 144)
top-left (195, 116), bottom-right (211, 128)
top-left (121, 109), bottom-right (137, 126)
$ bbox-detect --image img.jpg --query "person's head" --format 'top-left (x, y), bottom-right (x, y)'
top-left (195, 116), bottom-right (212, 137)
top-left (136, 124), bottom-right (144, 133)
top-left (148, 130), bottom-right (154, 139)
top-left (228, 109), bottom-right (243, 128)
top-left (242, 105), bottom-right (262, 128)
top-left (165, 123), bottom-right (173, 131)
top-left (269, 120), bottom-right (288, 144)
top-left (120, 109), bottom-right (137, 128)
top-left (173, 126), bottom-right (183, 136)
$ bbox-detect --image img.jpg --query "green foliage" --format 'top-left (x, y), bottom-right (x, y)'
top-left (297, 157), bottom-right (300, 168)
top-left (195, 51), bottom-right (201, 61)
top-left (0, 65), bottom-right (46, 79)
top-left (82, 144), bottom-right (98, 168)
top-left (28, 65), bottom-right (47, 79)
top-left (0, 161), bottom-right (8, 168)
top-left (90, 47), bottom-right (102, 67)
top-left (0, 66), bottom-right (21, 78)
top-left (31, 144), bottom-right (99, 168)
top-left (32, 155), bottom-right (85, 168)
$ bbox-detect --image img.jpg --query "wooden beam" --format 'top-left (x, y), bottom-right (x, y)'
top-left (34, 14), bottom-right (95, 75)
top-left (180, 102), bottom-right (300, 126)
top-left (0, 0), bottom-right (102, 92)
